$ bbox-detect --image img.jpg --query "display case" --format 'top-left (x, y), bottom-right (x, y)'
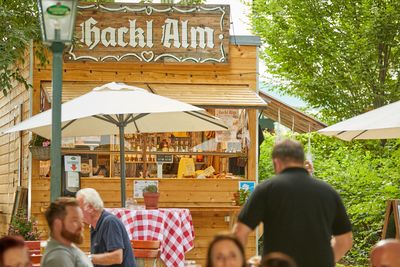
top-left (40, 140), bottom-right (247, 179)
top-left (39, 108), bottom-right (249, 179)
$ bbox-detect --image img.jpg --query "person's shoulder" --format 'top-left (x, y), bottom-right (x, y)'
top-left (43, 246), bottom-right (75, 266)
top-left (312, 177), bottom-right (341, 195)
top-left (259, 174), bottom-right (283, 186)
top-left (102, 211), bottom-right (124, 227)
top-left (254, 176), bottom-right (280, 194)
top-left (103, 211), bottom-right (120, 221)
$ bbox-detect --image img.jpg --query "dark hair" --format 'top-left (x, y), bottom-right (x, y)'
top-left (272, 139), bottom-right (304, 163)
top-left (261, 252), bottom-right (297, 267)
top-left (45, 197), bottom-right (79, 230)
top-left (0, 236), bottom-right (25, 266)
top-left (206, 233), bottom-right (246, 267)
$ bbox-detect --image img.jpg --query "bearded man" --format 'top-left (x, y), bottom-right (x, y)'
top-left (41, 197), bottom-right (93, 267)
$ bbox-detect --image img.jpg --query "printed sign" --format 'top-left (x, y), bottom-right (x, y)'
top-left (156, 154), bottom-right (173, 163)
top-left (239, 181), bottom-right (256, 193)
top-left (66, 172), bottom-right (80, 188)
top-left (66, 3), bottom-right (230, 63)
top-left (64, 156), bottom-right (81, 172)
top-left (215, 109), bottom-right (241, 142)
top-left (134, 180), bottom-right (159, 198)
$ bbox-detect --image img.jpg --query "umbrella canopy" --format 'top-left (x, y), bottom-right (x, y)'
top-left (5, 82), bottom-right (226, 138)
top-left (3, 82), bottom-right (228, 205)
top-left (318, 100), bottom-right (400, 141)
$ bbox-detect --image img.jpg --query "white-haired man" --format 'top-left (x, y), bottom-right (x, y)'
top-left (76, 188), bottom-right (136, 267)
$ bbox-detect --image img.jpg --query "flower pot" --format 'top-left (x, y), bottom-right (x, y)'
top-left (233, 192), bottom-right (240, 206)
top-left (29, 146), bottom-right (50, 161)
top-left (143, 192), bottom-right (160, 210)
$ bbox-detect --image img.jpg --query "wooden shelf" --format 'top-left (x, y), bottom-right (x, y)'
top-left (115, 161), bottom-right (157, 164)
top-left (62, 149), bottom-right (246, 158)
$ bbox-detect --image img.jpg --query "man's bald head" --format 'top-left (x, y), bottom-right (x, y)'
top-left (371, 239), bottom-right (400, 267)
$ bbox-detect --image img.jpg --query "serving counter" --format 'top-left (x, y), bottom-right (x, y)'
top-left (31, 177), bottom-right (255, 266)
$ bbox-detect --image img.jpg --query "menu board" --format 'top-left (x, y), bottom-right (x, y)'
top-left (156, 154), bottom-right (173, 163)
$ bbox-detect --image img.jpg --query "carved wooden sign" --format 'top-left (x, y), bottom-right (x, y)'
top-left (65, 3), bottom-right (230, 63)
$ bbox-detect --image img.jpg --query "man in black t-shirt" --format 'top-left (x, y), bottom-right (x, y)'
top-left (233, 139), bottom-right (353, 267)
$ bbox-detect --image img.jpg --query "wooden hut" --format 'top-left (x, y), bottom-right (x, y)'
top-left (1, 3), bottom-right (266, 265)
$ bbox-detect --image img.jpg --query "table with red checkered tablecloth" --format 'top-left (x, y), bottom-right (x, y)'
top-left (107, 208), bottom-right (195, 267)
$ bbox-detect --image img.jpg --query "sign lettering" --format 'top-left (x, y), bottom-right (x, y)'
top-left (66, 3), bottom-right (230, 63)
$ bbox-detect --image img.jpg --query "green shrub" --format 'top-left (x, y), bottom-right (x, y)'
top-left (9, 209), bottom-right (41, 241)
top-left (258, 133), bottom-right (400, 266)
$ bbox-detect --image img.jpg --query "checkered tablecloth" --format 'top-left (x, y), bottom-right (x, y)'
top-left (107, 208), bottom-right (195, 267)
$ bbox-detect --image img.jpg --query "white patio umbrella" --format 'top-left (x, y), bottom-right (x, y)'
top-left (318, 100), bottom-right (400, 141)
top-left (3, 82), bottom-right (228, 205)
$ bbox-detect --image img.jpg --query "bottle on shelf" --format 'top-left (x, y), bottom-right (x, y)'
top-left (196, 149), bottom-right (204, 162)
top-left (161, 139), bottom-right (169, 152)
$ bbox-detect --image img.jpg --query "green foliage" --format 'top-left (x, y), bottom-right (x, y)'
top-left (259, 132), bottom-right (400, 266)
top-left (0, 0), bottom-right (41, 95)
top-left (9, 209), bottom-right (41, 241)
top-left (143, 184), bottom-right (158, 193)
top-left (238, 189), bottom-right (251, 205)
top-left (250, 0), bottom-right (400, 122)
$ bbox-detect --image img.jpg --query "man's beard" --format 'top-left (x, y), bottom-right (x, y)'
top-left (61, 222), bottom-right (84, 245)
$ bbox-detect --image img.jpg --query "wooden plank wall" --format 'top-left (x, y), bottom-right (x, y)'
top-left (30, 43), bottom-right (259, 265)
top-left (0, 53), bottom-right (32, 234)
top-left (32, 178), bottom-right (256, 266)
top-left (33, 43), bottom-right (258, 181)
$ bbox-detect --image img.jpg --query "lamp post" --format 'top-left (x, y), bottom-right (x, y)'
top-left (38, 0), bottom-right (77, 202)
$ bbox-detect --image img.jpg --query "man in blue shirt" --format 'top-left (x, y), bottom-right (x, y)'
top-left (76, 188), bottom-right (136, 267)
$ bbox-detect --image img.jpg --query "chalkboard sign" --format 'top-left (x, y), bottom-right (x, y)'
top-left (382, 200), bottom-right (400, 239)
top-left (156, 154), bottom-right (173, 164)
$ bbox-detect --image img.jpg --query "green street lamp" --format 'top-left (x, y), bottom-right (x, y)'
top-left (38, 0), bottom-right (77, 202)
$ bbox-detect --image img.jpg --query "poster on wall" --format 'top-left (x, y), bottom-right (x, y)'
top-left (239, 181), bottom-right (255, 193)
top-left (215, 109), bottom-right (241, 143)
top-left (64, 156), bottom-right (81, 172)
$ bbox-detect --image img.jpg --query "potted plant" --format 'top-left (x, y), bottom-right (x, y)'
top-left (9, 209), bottom-right (41, 241)
top-left (233, 189), bottom-right (251, 206)
top-left (29, 134), bottom-right (50, 161)
top-left (143, 185), bottom-right (159, 210)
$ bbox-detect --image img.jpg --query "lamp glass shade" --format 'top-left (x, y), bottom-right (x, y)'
top-left (38, 0), bottom-right (77, 44)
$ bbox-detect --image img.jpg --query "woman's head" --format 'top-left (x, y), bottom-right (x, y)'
top-left (0, 236), bottom-right (30, 267)
top-left (260, 252), bottom-right (297, 267)
top-left (206, 233), bottom-right (246, 267)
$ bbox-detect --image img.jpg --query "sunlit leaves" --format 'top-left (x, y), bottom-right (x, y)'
top-left (251, 0), bottom-right (400, 122)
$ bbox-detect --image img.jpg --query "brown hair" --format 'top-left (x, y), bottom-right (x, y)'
top-left (0, 236), bottom-right (26, 266)
top-left (206, 233), bottom-right (246, 267)
top-left (272, 139), bottom-right (304, 164)
top-left (45, 197), bottom-right (79, 230)
top-left (261, 252), bottom-right (297, 267)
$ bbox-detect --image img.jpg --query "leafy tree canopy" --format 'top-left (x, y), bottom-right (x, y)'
top-left (251, 0), bottom-right (400, 122)
top-left (0, 0), bottom-right (40, 95)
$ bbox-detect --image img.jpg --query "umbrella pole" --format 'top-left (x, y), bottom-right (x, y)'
top-left (119, 126), bottom-right (126, 207)
top-left (143, 134), bottom-right (147, 178)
